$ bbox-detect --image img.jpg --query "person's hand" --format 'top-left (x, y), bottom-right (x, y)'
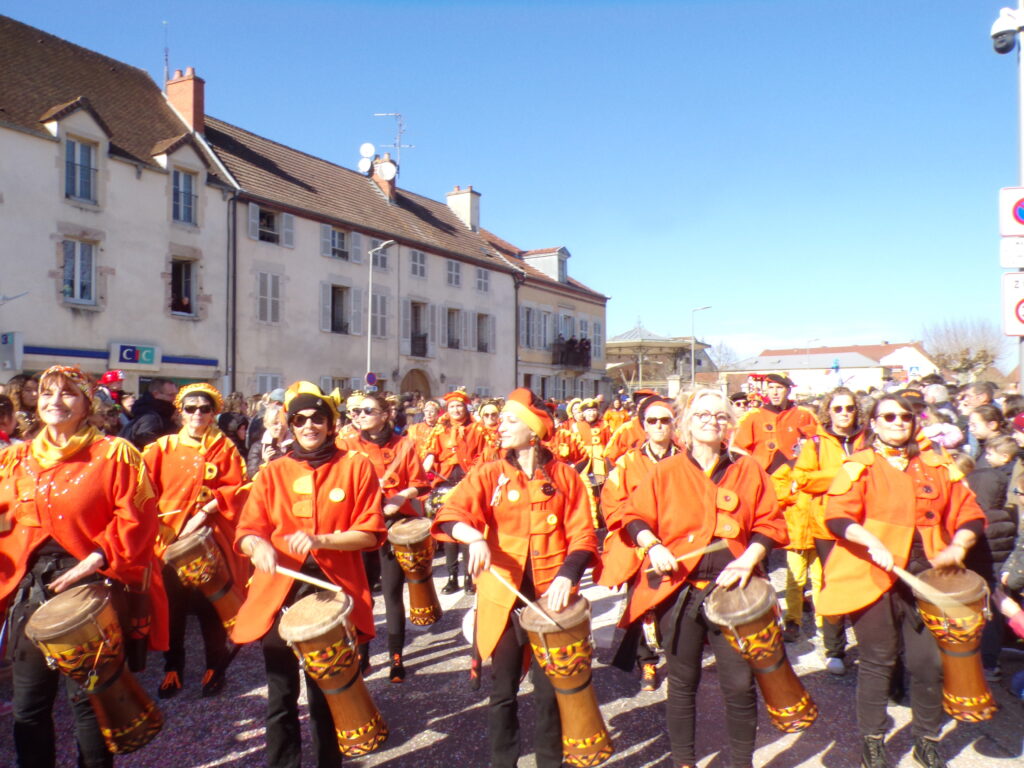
top-left (866, 542), bottom-right (895, 572)
top-left (544, 576), bottom-right (572, 611)
top-left (383, 496), bottom-right (405, 517)
top-left (286, 531), bottom-right (319, 557)
top-left (179, 511), bottom-right (208, 538)
top-left (50, 551), bottom-right (106, 594)
top-left (929, 542), bottom-right (966, 570)
top-left (716, 555), bottom-right (757, 588)
top-left (466, 539), bottom-right (491, 577)
top-left (994, 586), bottom-right (1022, 619)
top-left (249, 538), bottom-right (278, 574)
top-left (648, 543), bottom-right (679, 575)
top-left (261, 444), bottom-right (277, 462)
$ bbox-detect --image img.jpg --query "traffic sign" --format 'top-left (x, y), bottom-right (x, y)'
top-left (1001, 236), bottom-right (1024, 267)
top-left (1000, 187), bottom-right (1024, 236)
top-left (1002, 272), bottom-right (1024, 335)
top-left (365, 372), bottom-right (377, 386)
top-left (365, 385), bottom-right (378, 392)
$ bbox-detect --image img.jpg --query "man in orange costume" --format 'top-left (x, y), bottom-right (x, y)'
top-left (732, 373), bottom-right (819, 474)
top-left (604, 388), bottom-right (659, 465)
top-left (573, 397), bottom-right (612, 525)
top-left (143, 382), bottom-right (249, 699)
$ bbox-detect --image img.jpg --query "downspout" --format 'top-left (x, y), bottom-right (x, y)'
top-left (226, 193), bottom-right (238, 392)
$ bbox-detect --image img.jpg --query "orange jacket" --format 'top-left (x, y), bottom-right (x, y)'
top-left (610, 450), bottom-right (786, 626)
top-left (733, 404), bottom-right (819, 471)
top-left (422, 416), bottom-right (487, 480)
top-left (406, 421), bottom-right (437, 458)
top-left (0, 435), bottom-right (169, 650)
top-left (231, 450), bottom-right (386, 644)
top-left (337, 432), bottom-right (430, 517)
top-left (789, 427), bottom-right (867, 544)
top-left (603, 407), bottom-right (629, 435)
top-left (605, 418), bottom-right (647, 465)
top-left (431, 457), bottom-right (597, 662)
top-left (574, 420), bottom-right (612, 476)
top-left (544, 426), bottom-right (588, 466)
top-left (816, 449), bottom-right (986, 617)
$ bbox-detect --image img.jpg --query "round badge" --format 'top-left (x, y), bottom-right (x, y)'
top-left (204, 463), bottom-right (218, 480)
top-left (546, 513), bottom-right (558, 525)
top-left (764, 424), bottom-right (774, 432)
top-left (329, 488), bottom-right (346, 503)
top-left (541, 483), bottom-right (555, 496)
top-left (507, 489), bottom-right (521, 502)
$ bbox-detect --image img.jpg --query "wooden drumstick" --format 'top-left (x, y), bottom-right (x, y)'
top-left (486, 567), bottom-right (569, 632)
top-left (276, 565), bottom-right (342, 594)
top-left (643, 539), bottom-right (729, 575)
top-left (892, 566), bottom-right (964, 613)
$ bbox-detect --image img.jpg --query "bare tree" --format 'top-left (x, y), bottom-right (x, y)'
top-left (922, 318), bottom-right (1008, 381)
top-left (707, 341), bottom-right (740, 370)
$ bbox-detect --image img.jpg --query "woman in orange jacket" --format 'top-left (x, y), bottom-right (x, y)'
top-left (339, 391), bottom-right (430, 682)
top-left (471, 398), bottom-right (503, 463)
top-left (143, 382), bottom-right (249, 699)
top-left (607, 388), bottom-right (786, 768)
top-left (232, 382), bottom-right (385, 768)
top-left (0, 365), bottom-right (167, 768)
top-left (432, 388), bottom-right (597, 768)
top-left (817, 393), bottom-right (985, 768)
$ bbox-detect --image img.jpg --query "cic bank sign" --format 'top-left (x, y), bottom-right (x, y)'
top-left (109, 342), bottom-right (162, 371)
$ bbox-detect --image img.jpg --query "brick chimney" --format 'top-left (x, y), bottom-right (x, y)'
top-left (166, 66), bottom-right (205, 134)
top-left (371, 153), bottom-right (398, 202)
top-left (446, 185), bottom-right (480, 232)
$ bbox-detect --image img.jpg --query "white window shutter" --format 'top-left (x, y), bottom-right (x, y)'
top-left (320, 282), bottom-right (331, 332)
top-left (319, 376), bottom-right (333, 393)
top-left (439, 304), bottom-right (449, 348)
top-left (349, 377), bottom-right (362, 391)
top-left (282, 213), bottom-right (295, 248)
top-left (530, 309), bottom-right (541, 348)
top-left (350, 232), bottom-right (363, 263)
top-left (400, 298), bottom-right (411, 356)
top-left (320, 224), bottom-right (332, 257)
top-left (247, 202), bottom-right (259, 240)
top-left (519, 306), bottom-right (528, 347)
top-left (489, 314), bottom-right (496, 354)
top-left (427, 303), bottom-right (437, 357)
top-left (350, 288), bottom-right (364, 335)
top-left (380, 294), bottom-right (388, 337)
top-left (462, 311), bottom-right (471, 352)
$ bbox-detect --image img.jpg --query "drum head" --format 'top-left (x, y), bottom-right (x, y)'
top-left (703, 577), bottom-right (774, 628)
top-left (25, 583), bottom-right (110, 642)
top-left (164, 526), bottom-right (213, 559)
top-left (279, 590), bottom-right (353, 644)
top-left (913, 568), bottom-right (986, 605)
top-left (387, 517), bottom-right (432, 546)
top-left (518, 593), bottom-right (590, 633)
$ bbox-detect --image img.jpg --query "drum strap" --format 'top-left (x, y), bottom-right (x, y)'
top-left (319, 667), bottom-right (361, 696)
top-left (938, 647), bottom-right (980, 659)
top-left (206, 576), bottom-right (236, 604)
top-left (552, 671), bottom-right (593, 696)
top-left (405, 575), bottom-right (431, 586)
top-left (81, 657), bottom-right (126, 696)
top-left (751, 655), bottom-right (787, 675)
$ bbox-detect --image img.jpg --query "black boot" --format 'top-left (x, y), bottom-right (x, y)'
top-left (861, 735), bottom-right (890, 768)
top-left (441, 575), bottom-right (460, 595)
top-left (912, 737), bottom-right (947, 768)
top-left (464, 575), bottom-right (476, 594)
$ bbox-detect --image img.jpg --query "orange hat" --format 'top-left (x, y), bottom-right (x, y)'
top-left (444, 389), bottom-right (471, 405)
top-left (502, 387), bottom-right (554, 440)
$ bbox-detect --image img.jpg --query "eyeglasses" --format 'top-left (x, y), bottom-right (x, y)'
top-left (349, 407), bottom-right (380, 416)
top-left (877, 412), bottom-right (913, 424)
top-left (290, 413), bottom-right (329, 428)
top-left (645, 416), bottom-right (673, 426)
top-left (693, 412), bottom-right (730, 424)
top-left (182, 404), bottom-right (213, 415)
top-left (831, 405), bottom-right (857, 414)
top-left (481, 411), bottom-right (499, 419)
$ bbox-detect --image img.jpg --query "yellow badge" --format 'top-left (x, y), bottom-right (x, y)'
top-left (292, 475), bottom-right (314, 495)
top-left (546, 513), bottom-right (558, 525)
top-left (329, 488), bottom-right (346, 503)
top-left (204, 462), bottom-right (218, 481)
top-left (507, 489), bottom-right (521, 502)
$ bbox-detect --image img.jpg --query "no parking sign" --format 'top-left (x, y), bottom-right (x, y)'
top-left (1002, 272), bottom-right (1024, 336)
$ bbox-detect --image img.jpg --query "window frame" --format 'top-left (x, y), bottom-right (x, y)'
top-left (64, 137), bottom-right (98, 203)
top-left (61, 239), bottom-right (96, 305)
top-left (330, 229), bottom-right (348, 260)
top-left (170, 258), bottom-right (197, 316)
top-left (258, 208), bottom-right (280, 244)
top-left (446, 260), bottom-right (461, 287)
top-left (172, 168), bottom-right (198, 225)
top-left (410, 250), bottom-right (427, 278)
top-left (475, 267), bottom-right (489, 293)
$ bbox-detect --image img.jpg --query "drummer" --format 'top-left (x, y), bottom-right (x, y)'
top-left (816, 393), bottom-right (985, 768)
top-left (339, 391), bottom-right (430, 683)
top-left (232, 381), bottom-right (385, 768)
top-left (609, 388), bottom-right (786, 768)
top-left (141, 382), bottom-right (249, 699)
top-left (0, 365), bottom-right (167, 768)
top-left (432, 388), bottom-right (597, 768)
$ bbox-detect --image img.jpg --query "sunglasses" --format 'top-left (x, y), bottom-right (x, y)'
top-left (349, 407), bottom-right (380, 416)
top-left (645, 416), bottom-right (673, 426)
top-left (831, 405), bottom-right (857, 414)
top-left (481, 411), bottom-right (499, 418)
top-left (877, 412), bottom-right (913, 424)
top-left (182, 404), bottom-right (213, 415)
top-left (290, 413), bottom-right (329, 428)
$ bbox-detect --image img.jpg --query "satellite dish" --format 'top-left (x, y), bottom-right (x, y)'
top-left (377, 160), bottom-right (397, 181)
top-left (357, 157), bottom-right (372, 173)
top-left (359, 142), bottom-right (375, 158)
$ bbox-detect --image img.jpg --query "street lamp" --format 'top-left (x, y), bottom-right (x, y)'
top-left (367, 239), bottom-right (396, 381)
top-left (691, 305), bottom-right (711, 388)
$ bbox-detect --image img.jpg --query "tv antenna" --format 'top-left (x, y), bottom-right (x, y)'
top-left (162, 20), bottom-right (170, 88)
top-left (373, 113), bottom-right (415, 168)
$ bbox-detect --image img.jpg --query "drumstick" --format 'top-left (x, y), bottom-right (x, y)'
top-left (157, 509), bottom-right (181, 518)
top-left (643, 539), bottom-right (729, 575)
top-left (486, 567), bottom-right (569, 632)
top-left (275, 565), bottom-right (342, 594)
top-left (891, 566), bottom-right (965, 614)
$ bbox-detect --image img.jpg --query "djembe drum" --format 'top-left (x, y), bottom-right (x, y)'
top-left (388, 517), bottom-right (442, 625)
top-left (163, 526), bottom-right (244, 632)
top-left (25, 583), bottom-right (163, 753)
top-left (703, 577), bottom-right (818, 733)
top-left (518, 594), bottom-right (613, 767)
top-left (912, 567), bottom-right (997, 722)
top-left (278, 590), bottom-right (388, 756)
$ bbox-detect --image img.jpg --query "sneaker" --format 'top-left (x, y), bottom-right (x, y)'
top-left (158, 670), bottom-right (183, 699)
top-left (825, 657), bottom-right (846, 676)
top-left (640, 663), bottom-right (659, 691)
top-left (782, 621), bottom-right (801, 643)
top-left (983, 666), bottom-right (1001, 682)
top-left (200, 667), bottom-right (226, 698)
top-left (912, 737), bottom-right (948, 768)
top-left (861, 735), bottom-right (890, 768)
top-left (441, 576), bottom-right (460, 595)
top-left (389, 653), bottom-right (406, 683)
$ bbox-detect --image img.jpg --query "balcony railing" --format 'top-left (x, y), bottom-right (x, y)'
top-left (411, 333), bottom-right (428, 357)
top-left (173, 191), bottom-right (198, 224)
top-left (551, 339), bottom-right (592, 368)
top-left (330, 319), bottom-right (349, 334)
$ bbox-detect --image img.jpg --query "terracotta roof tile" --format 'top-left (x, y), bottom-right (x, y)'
top-left (480, 229), bottom-right (607, 302)
top-left (758, 342), bottom-right (931, 364)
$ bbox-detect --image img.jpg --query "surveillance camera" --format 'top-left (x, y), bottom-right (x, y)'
top-left (994, 30), bottom-right (1017, 54)
top-left (992, 8), bottom-right (1021, 54)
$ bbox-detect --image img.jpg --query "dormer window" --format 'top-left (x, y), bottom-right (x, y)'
top-left (65, 138), bottom-right (97, 202)
top-left (558, 257), bottom-right (567, 283)
top-left (172, 169), bottom-right (197, 224)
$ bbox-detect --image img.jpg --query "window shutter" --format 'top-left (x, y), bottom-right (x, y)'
top-left (349, 377), bottom-right (362, 391)
top-left (400, 298), bottom-right (411, 356)
top-left (320, 282), bottom-right (331, 332)
top-left (350, 232), bottom-right (363, 263)
top-left (427, 303), bottom-right (437, 357)
top-left (247, 202), bottom-right (259, 240)
top-left (489, 315), bottom-right (496, 355)
top-left (530, 309), bottom-right (541, 349)
top-left (282, 213), bottom-right (295, 248)
top-left (350, 288), bottom-right (364, 335)
top-left (464, 311), bottom-right (475, 352)
top-left (320, 224), bottom-right (332, 257)
top-left (439, 304), bottom-right (449, 348)
top-left (379, 294), bottom-right (388, 338)
top-left (519, 306), bottom-right (528, 348)
top-left (319, 376), bottom-right (333, 393)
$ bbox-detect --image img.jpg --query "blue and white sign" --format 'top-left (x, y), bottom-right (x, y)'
top-left (110, 342), bottom-right (161, 370)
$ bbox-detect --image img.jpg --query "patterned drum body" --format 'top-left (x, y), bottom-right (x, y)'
top-left (912, 568), bottom-right (997, 722)
top-left (519, 594), bottom-right (613, 767)
top-left (704, 577), bottom-right (818, 733)
top-left (163, 526), bottom-right (244, 632)
top-left (424, 484), bottom-right (455, 520)
top-left (387, 517), bottom-right (442, 626)
top-left (25, 583), bottom-right (164, 754)
top-left (278, 591), bottom-right (388, 756)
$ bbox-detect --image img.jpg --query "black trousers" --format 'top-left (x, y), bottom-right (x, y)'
top-left (849, 585), bottom-right (943, 739)
top-left (162, 563), bottom-right (228, 675)
top-left (12, 625), bottom-right (111, 768)
top-left (489, 618), bottom-right (563, 768)
top-left (444, 541), bottom-right (468, 579)
top-left (814, 539), bottom-right (848, 659)
top-left (378, 545), bottom-right (407, 655)
top-left (659, 587), bottom-right (757, 768)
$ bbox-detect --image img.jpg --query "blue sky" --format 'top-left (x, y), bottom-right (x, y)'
top-left (5, 0), bottom-right (1016, 361)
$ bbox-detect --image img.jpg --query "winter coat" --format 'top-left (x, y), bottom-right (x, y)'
top-left (964, 463), bottom-right (1018, 581)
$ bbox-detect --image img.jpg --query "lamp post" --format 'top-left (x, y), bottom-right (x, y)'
top-left (691, 305), bottom-right (711, 388)
top-left (367, 239), bottom-right (396, 381)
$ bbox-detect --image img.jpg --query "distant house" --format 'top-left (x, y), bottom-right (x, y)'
top-left (605, 324), bottom-right (715, 397)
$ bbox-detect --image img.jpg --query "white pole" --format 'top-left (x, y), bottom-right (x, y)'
top-left (1018, 0), bottom-right (1024, 390)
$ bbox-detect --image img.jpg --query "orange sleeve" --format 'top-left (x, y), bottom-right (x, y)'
top-left (733, 411), bottom-right (756, 453)
top-left (430, 463), bottom-right (491, 541)
top-left (824, 465), bottom-right (868, 526)
top-left (344, 454), bottom-right (388, 547)
top-left (234, 464), bottom-right (277, 550)
top-left (945, 475), bottom-right (987, 538)
top-left (95, 444), bottom-right (159, 583)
